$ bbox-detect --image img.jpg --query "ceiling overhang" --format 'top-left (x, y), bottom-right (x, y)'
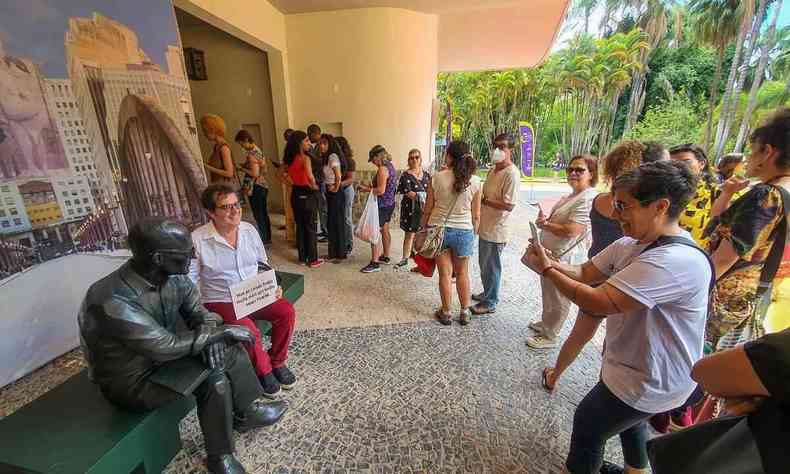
top-left (271, 0), bottom-right (570, 72)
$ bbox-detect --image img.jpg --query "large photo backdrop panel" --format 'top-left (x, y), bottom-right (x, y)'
top-left (0, 0), bottom-right (207, 388)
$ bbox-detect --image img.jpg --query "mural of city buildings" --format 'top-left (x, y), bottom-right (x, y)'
top-left (0, 1), bottom-right (207, 279)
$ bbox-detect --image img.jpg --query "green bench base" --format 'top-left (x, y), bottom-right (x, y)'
top-left (0, 371), bottom-right (194, 474)
top-left (0, 271), bottom-right (304, 473)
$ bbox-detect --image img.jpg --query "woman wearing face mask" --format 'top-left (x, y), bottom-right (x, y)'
top-left (703, 108), bottom-right (790, 350)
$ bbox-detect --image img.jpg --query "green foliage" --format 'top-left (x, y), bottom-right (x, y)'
top-left (624, 94), bottom-right (704, 146)
top-left (438, 0), bottom-right (790, 165)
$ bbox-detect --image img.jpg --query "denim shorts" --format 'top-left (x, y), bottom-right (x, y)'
top-left (441, 227), bottom-right (475, 257)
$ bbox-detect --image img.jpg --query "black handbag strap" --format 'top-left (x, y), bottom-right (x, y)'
top-left (641, 235), bottom-right (716, 294)
top-left (758, 184), bottom-right (790, 289)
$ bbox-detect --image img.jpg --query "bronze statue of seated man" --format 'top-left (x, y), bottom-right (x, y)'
top-left (78, 217), bottom-right (286, 474)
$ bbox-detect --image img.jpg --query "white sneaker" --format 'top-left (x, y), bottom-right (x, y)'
top-left (528, 321), bottom-right (545, 333)
top-left (526, 335), bottom-right (558, 349)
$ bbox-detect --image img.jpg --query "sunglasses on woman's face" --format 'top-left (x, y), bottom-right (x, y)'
top-left (217, 202), bottom-right (241, 211)
top-left (567, 167), bottom-right (588, 174)
top-left (408, 155), bottom-right (420, 160)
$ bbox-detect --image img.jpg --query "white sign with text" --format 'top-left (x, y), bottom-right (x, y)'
top-left (230, 266), bottom-right (278, 320)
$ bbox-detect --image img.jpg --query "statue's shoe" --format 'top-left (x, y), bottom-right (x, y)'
top-left (234, 399), bottom-right (288, 432)
top-left (206, 454), bottom-right (247, 474)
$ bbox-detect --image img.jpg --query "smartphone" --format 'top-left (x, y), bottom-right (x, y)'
top-left (529, 221), bottom-right (540, 244)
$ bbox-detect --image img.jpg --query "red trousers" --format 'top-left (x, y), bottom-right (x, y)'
top-left (204, 299), bottom-right (295, 376)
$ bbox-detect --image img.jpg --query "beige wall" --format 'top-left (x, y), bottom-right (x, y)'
top-left (176, 0), bottom-right (293, 156)
top-left (179, 0), bottom-right (287, 51)
top-left (177, 10), bottom-right (285, 211)
top-left (285, 8), bottom-right (439, 171)
top-left (438, 1), bottom-right (569, 72)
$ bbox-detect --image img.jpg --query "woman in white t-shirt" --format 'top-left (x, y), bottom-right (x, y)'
top-left (522, 160), bottom-right (709, 474)
top-left (420, 140), bottom-right (482, 325)
top-left (319, 134), bottom-right (348, 261)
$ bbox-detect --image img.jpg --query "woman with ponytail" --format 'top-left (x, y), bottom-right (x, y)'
top-left (420, 140), bottom-right (482, 325)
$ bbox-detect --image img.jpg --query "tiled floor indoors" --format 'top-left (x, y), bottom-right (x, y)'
top-left (0, 186), bottom-right (631, 473)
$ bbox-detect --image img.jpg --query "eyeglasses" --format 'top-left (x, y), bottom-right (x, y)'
top-left (217, 202), bottom-right (241, 211)
top-left (408, 155), bottom-right (420, 160)
top-left (612, 199), bottom-right (653, 213)
top-left (566, 167), bottom-right (588, 174)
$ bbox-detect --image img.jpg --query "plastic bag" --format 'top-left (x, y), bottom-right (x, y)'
top-left (354, 192), bottom-right (381, 244)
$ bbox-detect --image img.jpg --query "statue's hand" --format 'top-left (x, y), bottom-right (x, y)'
top-left (206, 325), bottom-right (255, 346)
top-left (222, 325), bottom-right (255, 345)
top-left (203, 341), bottom-right (227, 370)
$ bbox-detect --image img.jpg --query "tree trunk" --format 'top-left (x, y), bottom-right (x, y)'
top-left (624, 72), bottom-right (646, 135)
top-left (446, 100), bottom-right (453, 142)
top-left (734, 0), bottom-right (783, 152)
top-left (716, 0), bottom-right (767, 159)
top-left (781, 75), bottom-right (790, 105)
top-left (704, 49), bottom-right (725, 150)
top-left (712, 13), bottom-right (752, 161)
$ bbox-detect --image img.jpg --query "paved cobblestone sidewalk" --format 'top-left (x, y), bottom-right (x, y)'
top-left (1, 185), bottom-right (635, 472)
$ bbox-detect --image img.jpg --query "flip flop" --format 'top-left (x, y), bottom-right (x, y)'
top-left (541, 367), bottom-right (556, 392)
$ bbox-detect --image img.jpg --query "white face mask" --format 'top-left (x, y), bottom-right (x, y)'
top-left (491, 148), bottom-right (507, 164)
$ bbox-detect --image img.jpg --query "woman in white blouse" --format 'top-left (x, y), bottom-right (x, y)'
top-left (319, 134), bottom-right (348, 261)
top-left (526, 155), bottom-right (598, 349)
top-left (189, 183), bottom-right (298, 399)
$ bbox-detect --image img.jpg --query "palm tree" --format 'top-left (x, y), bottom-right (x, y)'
top-left (689, 0), bottom-right (752, 150)
top-left (769, 27), bottom-right (790, 103)
top-left (713, 0), bottom-right (766, 159)
top-left (623, 0), bottom-right (676, 135)
top-left (734, 0), bottom-right (785, 152)
top-left (568, 0), bottom-right (601, 35)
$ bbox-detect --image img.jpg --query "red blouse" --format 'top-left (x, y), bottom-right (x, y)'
top-left (288, 154), bottom-right (311, 187)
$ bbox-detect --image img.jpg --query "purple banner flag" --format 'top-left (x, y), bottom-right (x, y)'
top-left (519, 121), bottom-right (535, 177)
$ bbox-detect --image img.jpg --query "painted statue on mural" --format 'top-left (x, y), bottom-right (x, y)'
top-left (0, 38), bottom-right (68, 180)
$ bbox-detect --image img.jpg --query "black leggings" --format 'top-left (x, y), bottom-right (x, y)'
top-left (291, 186), bottom-right (318, 263)
top-left (249, 184), bottom-right (271, 243)
top-left (326, 189), bottom-right (347, 259)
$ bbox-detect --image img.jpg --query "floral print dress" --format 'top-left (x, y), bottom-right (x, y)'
top-left (704, 183), bottom-right (790, 349)
top-left (397, 170), bottom-right (431, 233)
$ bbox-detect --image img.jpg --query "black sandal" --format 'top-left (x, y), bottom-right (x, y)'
top-left (541, 367), bottom-right (556, 392)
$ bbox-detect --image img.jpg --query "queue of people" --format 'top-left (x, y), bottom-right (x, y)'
top-left (521, 108), bottom-right (790, 474)
top-left (192, 109), bottom-right (790, 473)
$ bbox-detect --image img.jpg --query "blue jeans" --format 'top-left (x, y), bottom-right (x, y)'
top-left (566, 382), bottom-right (650, 473)
top-left (478, 239), bottom-right (505, 309)
top-left (343, 185), bottom-right (355, 252)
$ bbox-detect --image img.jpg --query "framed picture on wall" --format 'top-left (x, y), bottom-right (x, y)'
top-left (184, 47), bottom-right (207, 81)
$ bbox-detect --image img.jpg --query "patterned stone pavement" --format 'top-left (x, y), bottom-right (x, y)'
top-left (1, 183), bottom-right (635, 472)
top-left (164, 312), bottom-right (621, 473)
